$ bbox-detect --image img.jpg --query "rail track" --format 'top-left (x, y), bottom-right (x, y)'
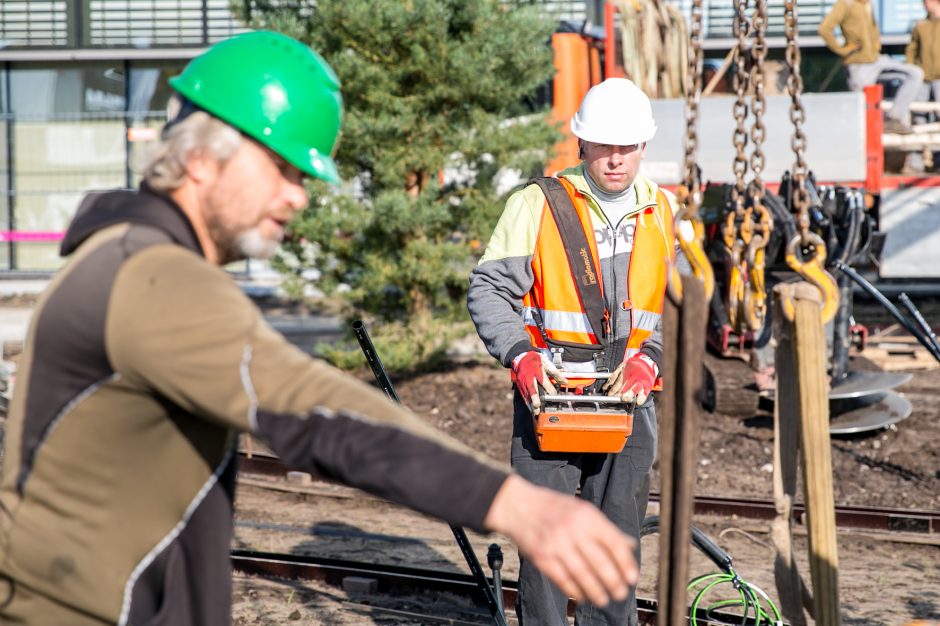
top-left (232, 549), bottom-right (771, 625)
top-left (237, 452), bottom-right (940, 537)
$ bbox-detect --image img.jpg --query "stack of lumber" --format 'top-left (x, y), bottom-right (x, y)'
top-left (859, 324), bottom-right (940, 371)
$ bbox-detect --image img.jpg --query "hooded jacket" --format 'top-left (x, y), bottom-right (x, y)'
top-left (0, 185), bottom-right (507, 625)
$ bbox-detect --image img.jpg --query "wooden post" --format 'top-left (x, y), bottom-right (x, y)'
top-left (657, 275), bottom-right (707, 625)
top-left (772, 282), bottom-right (842, 626)
top-left (772, 283), bottom-right (810, 626)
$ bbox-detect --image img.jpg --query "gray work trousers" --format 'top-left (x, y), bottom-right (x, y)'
top-left (510, 392), bottom-right (656, 626)
top-left (915, 80), bottom-right (940, 117)
top-left (846, 55), bottom-right (924, 123)
top-left (908, 81), bottom-right (940, 171)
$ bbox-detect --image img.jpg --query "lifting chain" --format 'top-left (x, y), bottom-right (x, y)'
top-left (682, 0), bottom-right (704, 206)
top-left (673, 0), bottom-right (715, 303)
top-left (742, 0), bottom-right (772, 332)
top-left (748, 0), bottom-right (767, 201)
top-left (730, 0), bottom-right (750, 223)
top-left (723, 0), bottom-right (751, 332)
top-left (783, 0), bottom-right (809, 240)
top-left (783, 0), bottom-right (839, 323)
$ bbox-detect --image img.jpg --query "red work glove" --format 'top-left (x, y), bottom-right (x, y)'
top-left (511, 351), bottom-right (568, 414)
top-left (603, 353), bottom-right (658, 405)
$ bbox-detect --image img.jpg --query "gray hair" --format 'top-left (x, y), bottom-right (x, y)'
top-left (139, 96), bottom-right (242, 192)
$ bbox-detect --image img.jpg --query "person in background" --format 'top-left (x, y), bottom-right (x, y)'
top-left (907, 0), bottom-right (940, 100)
top-left (819, 0), bottom-right (924, 133)
top-left (0, 31), bottom-right (639, 626)
top-left (469, 78), bottom-right (683, 625)
top-left (906, 0), bottom-right (940, 171)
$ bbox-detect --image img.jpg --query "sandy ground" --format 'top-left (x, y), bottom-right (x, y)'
top-left (232, 359), bottom-right (940, 625)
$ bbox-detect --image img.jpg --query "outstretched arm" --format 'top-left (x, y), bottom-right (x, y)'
top-left (485, 474), bottom-right (639, 606)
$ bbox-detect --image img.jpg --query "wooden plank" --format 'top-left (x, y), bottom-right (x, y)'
top-left (657, 275), bottom-right (707, 626)
top-left (868, 323), bottom-right (901, 340)
top-left (791, 286), bottom-right (842, 626)
top-left (861, 346), bottom-right (940, 371)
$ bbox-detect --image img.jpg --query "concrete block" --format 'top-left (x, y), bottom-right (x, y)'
top-left (285, 471), bottom-right (312, 485)
top-left (342, 576), bottom-right (378, 594)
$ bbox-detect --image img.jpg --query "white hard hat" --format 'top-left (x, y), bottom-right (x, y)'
top-left (570, 78), bottom-right (657, 146)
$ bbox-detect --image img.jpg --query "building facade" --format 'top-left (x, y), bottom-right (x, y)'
top-left (0, 0), bottom-right (927, 272)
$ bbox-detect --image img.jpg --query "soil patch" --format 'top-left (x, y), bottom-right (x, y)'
top-left (234, 356), bottom-right (940, 624)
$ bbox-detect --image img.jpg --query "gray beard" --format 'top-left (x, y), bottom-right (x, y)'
top-left (234, 228), bottom-right (280, 261)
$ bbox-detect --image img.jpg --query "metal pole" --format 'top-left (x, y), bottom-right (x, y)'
top-left (830, 271), bottom-right (852, 384)
top-left (201, 0), bottom-right (209, 45)
top-left (4, 64), bottom-right (15, 271)
top-left (351, 320), bottom-right (508, 626)
top-left (486, 544), bottom-right (505, 617)
top-left (123, 59), bottom-right (132, 189)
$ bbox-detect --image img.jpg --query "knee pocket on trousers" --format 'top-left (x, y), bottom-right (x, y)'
top-left (628, 448), bottom-right (654, 473)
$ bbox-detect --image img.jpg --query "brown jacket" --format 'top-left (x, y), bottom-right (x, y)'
top-left (818, 0), bottom-right (882, 65)
top-left (906, 17), bottom-right (940, 81)
top-left (0, 186), bottom-right (508, 625)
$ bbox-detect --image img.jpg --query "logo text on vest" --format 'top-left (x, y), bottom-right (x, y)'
top-left (579, 247), bottom-right (597, 286)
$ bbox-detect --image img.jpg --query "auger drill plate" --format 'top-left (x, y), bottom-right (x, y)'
top-left (828, 390), bottom-right (913, 435)
top-left (828, 370), bottom-right (913, 400)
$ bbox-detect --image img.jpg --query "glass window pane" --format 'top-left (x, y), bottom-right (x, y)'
top-left (10, 62), bottom-right (126, 117)
top-left (9, 63), bottom-right (127, 270)
top-left (0, 65), bottom-right (9, 271)
top-left (127, 60), bottom-right (186, 187)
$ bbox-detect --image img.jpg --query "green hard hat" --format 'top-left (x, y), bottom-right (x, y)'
top-left (169, 30), bottom-right (342, 184)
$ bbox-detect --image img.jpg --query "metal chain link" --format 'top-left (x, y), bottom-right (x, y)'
top-left (748, 0), bottom-right (767, 202)
top-left (682, 0), bottom-right (704, 218)
top-left (782, 0), bottom-right (839, 321)
top-left (731, 0), bottom-right (750, 217)
top-left (674, 0), bottom-right (716, 303)
top-left (784, 0), bottom-right (810, 241)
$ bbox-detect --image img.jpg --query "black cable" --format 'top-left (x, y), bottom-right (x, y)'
top-left (832, 262), bottom-right (940, 363)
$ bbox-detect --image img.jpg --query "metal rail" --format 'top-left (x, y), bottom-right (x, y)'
top-left (237, 452), bottom-right (940, 535)
top-left (350, 320), bottom-right (508, 626)
top-left (675, 493), bottom-right (939, 535)
top-left (231, 549), bottom-right (663, 624)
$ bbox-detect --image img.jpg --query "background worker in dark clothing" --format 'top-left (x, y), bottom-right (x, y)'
top-left (468, 78), bottom-right (682, 626)
top-left (0, 31), bottom-right (639, 626)
top-left (819, 0), bottom-right (924, 133)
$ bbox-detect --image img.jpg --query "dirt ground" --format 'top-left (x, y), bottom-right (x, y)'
top-left (1, 293), bottom-right (936, 623)
top-left (232, 352), bottom-right (940, 625)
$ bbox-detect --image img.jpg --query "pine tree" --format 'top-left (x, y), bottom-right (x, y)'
top-left (240, 0), bottom-right (559, 368)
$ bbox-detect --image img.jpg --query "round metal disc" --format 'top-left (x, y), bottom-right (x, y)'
top-left (828, 390), bottom-right (913, 435)
top-left (828, 370), bottom-right (913, 400)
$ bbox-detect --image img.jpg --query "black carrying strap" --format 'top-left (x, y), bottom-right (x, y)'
top-left (531, 177), bottom-right (608, 345)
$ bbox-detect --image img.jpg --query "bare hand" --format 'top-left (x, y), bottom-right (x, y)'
top-left (484, 475), bottom-right (638, 607)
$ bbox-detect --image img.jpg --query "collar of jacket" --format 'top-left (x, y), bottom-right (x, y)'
top-left (59, 182), bottom-right (204, 258)
top-left (556, 163), bottom-right (661, 218)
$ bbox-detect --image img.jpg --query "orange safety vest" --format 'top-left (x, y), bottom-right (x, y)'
top-left (522, 177), bottom-right (676, 368)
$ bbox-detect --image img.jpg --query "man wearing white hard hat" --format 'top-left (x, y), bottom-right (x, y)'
top-left (468, 78), bottom-right (682, 625)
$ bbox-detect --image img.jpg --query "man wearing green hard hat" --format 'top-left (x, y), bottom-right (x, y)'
top-left (0, 31), bottom-right (638, 625)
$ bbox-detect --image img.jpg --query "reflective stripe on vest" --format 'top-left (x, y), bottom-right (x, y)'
top-left (522, 178), bottom-right (675, 366)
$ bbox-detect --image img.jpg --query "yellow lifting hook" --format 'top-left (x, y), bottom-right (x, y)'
top-left (783, 232), bottom-right (839, 323)
top-left (671, 186), bottom-right (716, 303)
